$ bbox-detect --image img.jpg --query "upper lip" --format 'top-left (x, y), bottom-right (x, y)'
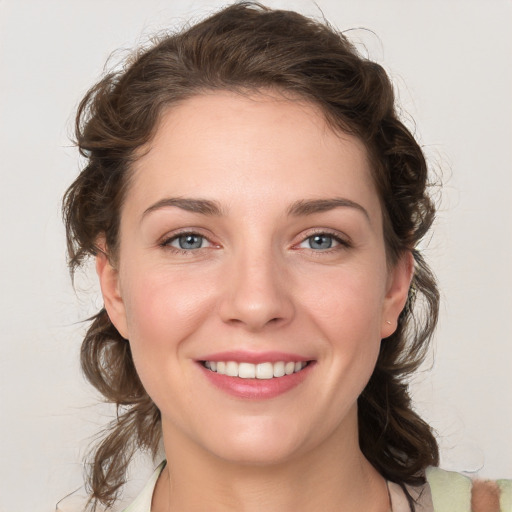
top-left (198, 350), bottom-right (312, 364)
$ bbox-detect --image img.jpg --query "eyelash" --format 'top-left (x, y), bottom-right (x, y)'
top-left (296, 230), bottom-right (351, 253)
top-left (160, 231), bottom-right (213, 255)
top-left (159, 229), bottom-right (351, 255)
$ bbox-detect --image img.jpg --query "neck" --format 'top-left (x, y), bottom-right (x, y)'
top-left (153, 408), bottom-right (390, 512)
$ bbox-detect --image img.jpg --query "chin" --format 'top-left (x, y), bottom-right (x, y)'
top-left (209, 438), bottom-right (302, 467)
top-left (196, 415), bottom-right (318, 467)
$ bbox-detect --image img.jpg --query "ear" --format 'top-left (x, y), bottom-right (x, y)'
top-left (380, 251), bottom-right (414, 339)
top-left (95, 243), bottom-right (129, 339)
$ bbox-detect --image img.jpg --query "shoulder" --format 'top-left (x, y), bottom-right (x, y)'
top-left (56, 489), bottom-right (90, 512)
top-left (122, 461), bottom-right (166, 512)
top-left (56, 461), bottom-right (166, 512)
top-left (425, 466), bottom-right (512, 512)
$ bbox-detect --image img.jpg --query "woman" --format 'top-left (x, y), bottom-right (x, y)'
top-left (62, 3), bottom-right (510, 511)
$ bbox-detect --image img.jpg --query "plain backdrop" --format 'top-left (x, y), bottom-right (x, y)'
top-left (0, 0), bottom-right (511, 510)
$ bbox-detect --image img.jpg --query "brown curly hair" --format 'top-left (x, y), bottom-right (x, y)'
top-left (63, 2), bottom-right (439, 509)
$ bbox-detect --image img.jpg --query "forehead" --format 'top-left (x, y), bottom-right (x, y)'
top-left (126, 91), bottom-right (380, 220)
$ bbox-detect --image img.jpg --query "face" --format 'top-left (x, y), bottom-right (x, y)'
top-left (97, 91), bottom-right (411, 467)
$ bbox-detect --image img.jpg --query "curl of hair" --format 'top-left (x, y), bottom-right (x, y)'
top-left (63, 2), bottom-right (439, 509)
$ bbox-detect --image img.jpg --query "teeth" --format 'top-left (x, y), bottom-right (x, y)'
top-left (256, 362), bottom-right (273, 379)
top-left (238, 362), bottom-right (255, 379)
top-left (273, 361), bottom-right (285, 377)
top-left (204, 360), bottom-right (307, 379)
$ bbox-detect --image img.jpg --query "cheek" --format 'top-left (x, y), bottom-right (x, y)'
top-left (301, 262), bottom-right (387, 331)
top-left (299, 262), bottom-right (387, 380)
top-left (120, 265), bottom-right (217, 357)
top-left (118, 265), bottom-right (221, 414)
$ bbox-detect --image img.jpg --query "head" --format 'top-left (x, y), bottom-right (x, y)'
top-left (63, 2), bottom-right (439, 508)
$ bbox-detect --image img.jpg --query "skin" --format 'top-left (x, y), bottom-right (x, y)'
top-left (97, 91), bottom-right (413, 511)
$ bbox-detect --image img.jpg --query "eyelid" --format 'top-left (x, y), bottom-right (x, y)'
top-left (169, 233), bottom-right (211, 249)
top-left (294, 228), bottom-right (352, 250)
top-left (157, 227), bottom-right (351, 252)
top-left (159, 228), bottom-right (218, 251)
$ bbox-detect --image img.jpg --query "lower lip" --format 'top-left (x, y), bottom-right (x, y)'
top-left (199, 362), bottom-right (314, 399)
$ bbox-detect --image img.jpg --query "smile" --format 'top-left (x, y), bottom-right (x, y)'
top-left (203, 361), bottom-right (308, 379)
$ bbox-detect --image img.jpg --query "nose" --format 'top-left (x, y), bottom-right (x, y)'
top-left (218, 248), bottom-right (295, 332)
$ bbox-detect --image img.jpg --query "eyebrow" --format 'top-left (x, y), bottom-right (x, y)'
top-left (142, 197), bottom-right (224, 219)
top-left (142, 196), bottom-right (370, 222)
top-left (287, 198), bottom-right (370, 221)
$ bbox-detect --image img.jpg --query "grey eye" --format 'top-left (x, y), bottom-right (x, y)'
top-left (301, 234), bottom-right (336, 250)
top-left (172, 234), bottom-right (205, 250)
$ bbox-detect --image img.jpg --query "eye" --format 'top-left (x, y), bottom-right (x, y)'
top-left (165, 233), bottom-right (211, 251)
top-left (298, 233), bottom-right (343, 251)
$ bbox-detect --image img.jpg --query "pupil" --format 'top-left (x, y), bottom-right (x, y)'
top-left (179, 234), bottom-right (202, 249)
top-left (311, 235), bottom-right (332, 249)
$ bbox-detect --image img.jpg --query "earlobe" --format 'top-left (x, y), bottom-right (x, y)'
top-left (381, 251), bottom-right (414, 339)
top-left (95, 246), bottom-right (129, 339)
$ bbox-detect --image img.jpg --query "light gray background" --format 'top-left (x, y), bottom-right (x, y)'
top-left (1, 0), bottom-right (511, 510)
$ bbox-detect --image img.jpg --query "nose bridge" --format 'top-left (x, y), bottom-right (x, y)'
top-left (219, 239), bottom-right (294, 330)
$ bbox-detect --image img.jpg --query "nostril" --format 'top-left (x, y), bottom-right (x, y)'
top-left (218, 270), bottom-right (295, 330)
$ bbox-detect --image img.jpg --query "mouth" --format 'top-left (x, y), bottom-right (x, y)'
top-left (198, 356), bottom-right (314, 399)
top-left (202, 360), bottom-right (309, 379)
